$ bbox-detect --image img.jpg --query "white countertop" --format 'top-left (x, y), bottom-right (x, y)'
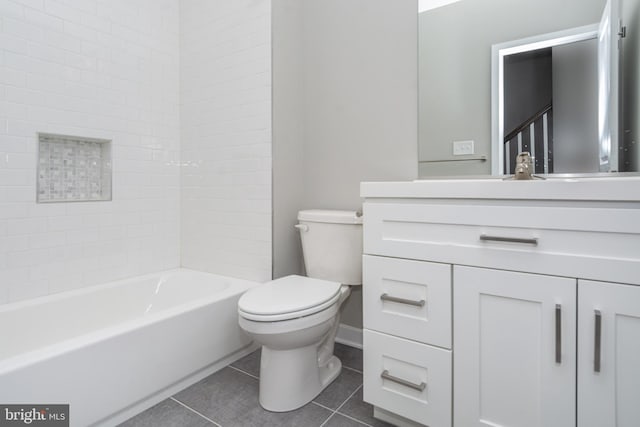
top-left (361, 175), bottom-right (640, 202)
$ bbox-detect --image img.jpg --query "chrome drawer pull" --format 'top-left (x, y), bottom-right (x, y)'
top-left (555, 304), bottom-right (562, 364)
top-left (381, 370), bottom-right (426, 392)
top-left (594, 310), bottom-right (602, 373)
top-left (480, 234), bottom-right (538, 245)
top-left (380, 293), bottom-right (425, 307)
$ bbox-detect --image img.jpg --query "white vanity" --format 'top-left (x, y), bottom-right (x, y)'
top-left (361, 177), bottom-right (640, 427)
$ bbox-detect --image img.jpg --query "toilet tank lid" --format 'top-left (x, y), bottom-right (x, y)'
top-left (298, 209), bottom-right (362, 224)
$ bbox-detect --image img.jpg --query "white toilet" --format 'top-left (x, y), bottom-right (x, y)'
top-left (237, 209), bottom-right (362, 412)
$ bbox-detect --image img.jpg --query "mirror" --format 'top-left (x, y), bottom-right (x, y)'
top-left (418, 0), bottom-right (640, 177)
top-left (492, 25), bottom-right (601, 175)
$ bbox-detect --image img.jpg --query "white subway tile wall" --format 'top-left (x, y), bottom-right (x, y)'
top-left (180, 0), bottom-right (273, 282)
top-left (0, 0), bottom-right (181, 303)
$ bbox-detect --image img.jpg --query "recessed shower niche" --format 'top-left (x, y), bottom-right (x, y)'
top-left (37, 133), bottom-right (112, 203)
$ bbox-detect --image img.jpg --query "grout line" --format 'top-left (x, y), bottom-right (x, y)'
top-left (334, 384), bottom-right (379, 427)
top-left (319, 384), bottom-right (365, 427)
top-left (312, 401), bottom-right (335, 412)
top-left (342, 365), bottom-right (363, 374)
top-left (318, 412), bottom-right (335, 427)
top-left (335, 384), bottom-right (363, 413)
top-left (319, 410), bottom-right (373, 427)
top-left (333, 412), bottom-right (375, 427)
top-left (170, 397), bottom-right (222, 427)
top-left (228, 364), bottom-right (260, 380)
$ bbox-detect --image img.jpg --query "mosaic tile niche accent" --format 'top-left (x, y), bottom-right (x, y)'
top-left (37, 133), bottom-right (112, 203)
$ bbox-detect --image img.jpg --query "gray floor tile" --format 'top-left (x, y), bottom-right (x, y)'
top-left (323, 413), bottom-right (369, 427)
top-left (338, 387), bottom-right (393, 427)
top-left (334, 343), bottom-right (363, 372)
top-left (313, 368), bottom-right (362, 410)
top-left (117, 398), bottom-right (212, 427)
top-left (174, 366), bottom-right (333, 427)
top-left (230, 348), bottom-right (261, 377)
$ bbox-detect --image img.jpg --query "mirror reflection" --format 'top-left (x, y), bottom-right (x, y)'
top-left (493, 25), bottom-right (601, 175)
top-left (418, 0), bottom-right (640, 177)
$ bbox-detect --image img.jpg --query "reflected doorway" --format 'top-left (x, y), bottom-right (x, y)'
top-left (491, 24), bottom-right (602, 175)
top-left (503, 39), bottom-right (598, 174)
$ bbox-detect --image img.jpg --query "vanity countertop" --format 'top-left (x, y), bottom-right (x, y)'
top-left (361, 175), bottom-right (640, 202)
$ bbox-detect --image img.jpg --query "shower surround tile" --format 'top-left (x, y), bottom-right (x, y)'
top-left (180, 0), bottom-right (272, 283)
top-left (0, 0), bottom-right (181, 303)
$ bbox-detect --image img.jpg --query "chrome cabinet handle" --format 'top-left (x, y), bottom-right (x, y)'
top-left (380, 370), bottom-right (426, 392)
top-left (555, 304), bottom-right (562, 364)
top-left (380, 293), bottom-right (425, 308)
top-left (480, 234), bottom-right (538, 245)
top-left (594, 310), bottom-right (602, 373)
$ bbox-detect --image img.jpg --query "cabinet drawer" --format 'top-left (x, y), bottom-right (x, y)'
top-left (363, 255), bottom-right (451, 348)
top-left (363, 202), bottom-right (640, 285)
top-left (363, 329), bottom-right (451, 427)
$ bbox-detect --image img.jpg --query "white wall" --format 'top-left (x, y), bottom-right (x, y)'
top-left (272, 0), bottom-right (305, 279)
top-left (0, 0), bottom-right (181, 303)
top-left (272, 0), bottom-right (418, 328)
top-left (180, 0), bottom-right (272, 282)
top-left (300, 0), bottom-right (417, 208)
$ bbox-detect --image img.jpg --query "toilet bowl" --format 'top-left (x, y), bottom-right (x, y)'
top-left (238, 275), bottom-right (351, 411)
top-left (237, 210), bottom-right (362, 412)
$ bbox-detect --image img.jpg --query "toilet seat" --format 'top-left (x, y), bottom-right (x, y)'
top-left (238, 275), bottom-right (342, 322)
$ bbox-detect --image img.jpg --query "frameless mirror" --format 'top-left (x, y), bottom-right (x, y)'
top-left (418, 0), bottom-right (640, 177)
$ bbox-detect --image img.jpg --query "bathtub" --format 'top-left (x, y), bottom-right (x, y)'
top-left (0, 268), bottom-right (259, 426)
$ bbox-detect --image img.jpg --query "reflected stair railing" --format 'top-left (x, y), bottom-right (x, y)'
top-left (504, 103), bottom-right (553, 174)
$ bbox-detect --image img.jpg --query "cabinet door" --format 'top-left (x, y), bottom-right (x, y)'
top-left (454, 266), bottom-right (576, 427)
top-left (578, 280), bottom-right (640, 427)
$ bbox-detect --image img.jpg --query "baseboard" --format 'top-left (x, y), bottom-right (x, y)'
top-left (335, 323), bottom-right (363, 349)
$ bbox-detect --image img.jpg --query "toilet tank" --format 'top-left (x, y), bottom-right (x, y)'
top-left (297, 209), bottom-right (363, 286)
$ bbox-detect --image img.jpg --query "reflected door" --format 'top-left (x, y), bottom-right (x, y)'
top-left (598, 0), bottom-right (622, 172)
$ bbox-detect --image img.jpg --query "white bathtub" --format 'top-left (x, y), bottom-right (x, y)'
top-left (0, 268), bottom-right (259, 426)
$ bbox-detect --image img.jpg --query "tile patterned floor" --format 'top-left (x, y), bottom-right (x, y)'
top-left (119, 343), bottom-right (392, 427)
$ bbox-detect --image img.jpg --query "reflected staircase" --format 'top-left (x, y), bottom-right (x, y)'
top-left (504, 103), bottom-right (553, 174)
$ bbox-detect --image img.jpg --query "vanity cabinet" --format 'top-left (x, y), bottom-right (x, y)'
top-left (360, 179), bottom-right (640, 427)
top-left (453, 266), bottom-right (576, 427)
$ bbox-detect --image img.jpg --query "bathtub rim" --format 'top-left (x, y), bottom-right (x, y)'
top-left (0, 268), bottom-right (258, 375)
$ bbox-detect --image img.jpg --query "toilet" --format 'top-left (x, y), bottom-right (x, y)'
top-left (237, 209), bottom-right (363, 412)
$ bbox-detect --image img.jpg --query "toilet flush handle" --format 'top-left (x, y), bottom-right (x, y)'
top-left (294, 224), bottom-right (309, 232)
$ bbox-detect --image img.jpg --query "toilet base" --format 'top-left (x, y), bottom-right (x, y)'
top-left (258, 344), bottom-right (342, 412)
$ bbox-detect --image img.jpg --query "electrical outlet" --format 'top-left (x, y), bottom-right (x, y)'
top-left (453, 140), bottom-right (474, 156)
